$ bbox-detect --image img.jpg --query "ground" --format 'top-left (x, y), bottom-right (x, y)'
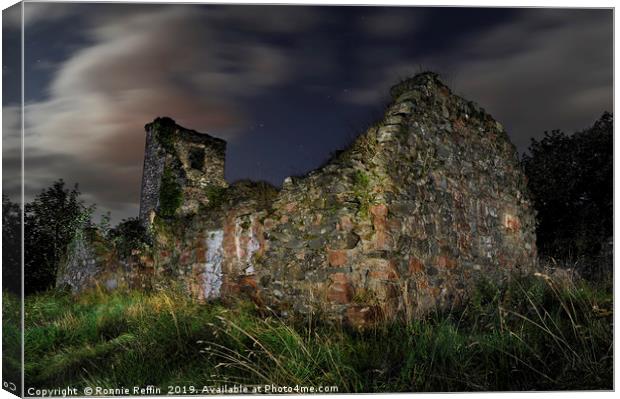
top-left (3, 271), bottom-right (613, 394)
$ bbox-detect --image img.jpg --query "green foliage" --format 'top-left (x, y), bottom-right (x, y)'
top-left (24, 180), bottom-right (93, 294)
top-left (353, 169), bottom-right (370, 188)
top-left (108, 217), bottom-right (150, 257)
top-left (522, 112), bottom-right (612, 273)
top-left (2, 291), bottom-right (22, 389)
top-left (203, 184), bottom-right (228, 209)
top-left (352, 170), bottom-right (373, 218)
top-left (159, 167), bottom-right (183, 217)
top-left (15, 273), bottom-right (612, 392)
top-left (2, 195), bottom-right (21, 295)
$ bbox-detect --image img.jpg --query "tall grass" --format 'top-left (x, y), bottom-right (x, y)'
top-left (9, 272), bottom-right (612, 393)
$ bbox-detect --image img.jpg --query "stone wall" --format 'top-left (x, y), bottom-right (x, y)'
top-left (58, 72), bottom-right (537, 326)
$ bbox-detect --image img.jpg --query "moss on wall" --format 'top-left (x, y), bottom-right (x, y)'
top-left (150, 117), bottom-right (177, 153)
top-left (159, 166), bottom-right (183, 217)
top-left (353, 170), bottom-right (373, 218)
top-left (204, 184), bottom-right (228, 209)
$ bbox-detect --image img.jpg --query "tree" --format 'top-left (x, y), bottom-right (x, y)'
top-left (522, 112), bottom-right (612, 271)
top-left (2, 195), bottom-right (21, 295)
top-left (24, 180), bottom-right (92, 294)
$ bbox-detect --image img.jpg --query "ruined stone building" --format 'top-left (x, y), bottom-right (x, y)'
top-left (57, 72), bottom-right (537, 326)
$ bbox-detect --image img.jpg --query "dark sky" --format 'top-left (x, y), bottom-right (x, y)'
top-left (2, 2), bottom-right (613, 223)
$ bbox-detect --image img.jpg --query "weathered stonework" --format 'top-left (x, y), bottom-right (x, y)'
top-left (56, 228), bottom-right (151, 293)
top-left (138, 117), bottom-right (227, 226)
top-left (58, 72), bottom-right (537, 326)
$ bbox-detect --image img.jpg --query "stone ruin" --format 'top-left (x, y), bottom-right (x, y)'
top-left (57, 72), bottom-right (537, 326)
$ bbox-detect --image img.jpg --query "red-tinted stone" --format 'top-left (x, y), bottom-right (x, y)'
top-left (504, 214), bottom-right (520, 232)
top-left (328, 273), bottom-right (353, 304)
top-left (239, 275), bottom-right (257, 291)
top-left (196, 248), bottom-right (206, 263)
top-left (370, 204), bottom-right (392, 250)
top-left (253, 221), bottom-right (266, 257)
top-left (369, 261), bottom-right (399, 280)
top-left (437, 255), bottom-right (457, 269)
top-left (338, 215), bottom-right (354, 232)
top-left (408, 258), bottom-right (425, 274)
top-left (328, 249), bottom-right (348, 266)
top-left (180, 251), bottom-right (193, 265)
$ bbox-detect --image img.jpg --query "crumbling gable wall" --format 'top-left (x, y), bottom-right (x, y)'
top-left (204, 74), bottom-right (532, 325)
top-left (58, 73), bottom-right (537, 326)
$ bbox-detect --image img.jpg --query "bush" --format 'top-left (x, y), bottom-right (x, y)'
top-left (23, 180), bottom-right (93, 294)
top-left (108, 217), bottom-right (150, 257)
top-left (522, 112), bottom-right (612, 273)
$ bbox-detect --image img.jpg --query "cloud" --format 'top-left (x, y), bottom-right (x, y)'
top-left (22, 4), bottom-right (315, 221)
top-left (16, 5), bottom-right (612, 224)
top-left (3, 2), bottom-right (79, 30)
top-left (359, 7), bottom-right (424, 37)
top-left (2, 105), bottom-right (21, 201)
top-left (341, 9), bottom-right (612, 151)
top-left (446, 9), bottom-right (612, 150)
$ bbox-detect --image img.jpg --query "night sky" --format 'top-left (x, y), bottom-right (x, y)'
top-left (2, 2), bottom-right (613, 223)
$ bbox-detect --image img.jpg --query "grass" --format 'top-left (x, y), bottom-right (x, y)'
top-left (5, 272), bottom-right (612, 393)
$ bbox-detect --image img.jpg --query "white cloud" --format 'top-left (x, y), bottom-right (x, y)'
top-left (20, 4), bottom-right (325, 221)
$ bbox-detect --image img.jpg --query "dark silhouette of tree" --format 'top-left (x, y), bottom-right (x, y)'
top-left (2, 195), bottom-right (22, 295)
top-left (24, 179), bottom-right (91, 294)
top-left (522, 112), bottom-right (612, 270)
top-left (108, 217), bottom-right (149, 257)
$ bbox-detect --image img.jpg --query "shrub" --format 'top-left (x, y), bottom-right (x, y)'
top-left (522, 112), bottom-right (612, 274)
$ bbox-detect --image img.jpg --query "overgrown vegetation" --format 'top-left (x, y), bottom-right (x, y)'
top-left (203, 184), bottom-right (228, 209)
top-left (11, 273), bottom-right (611, 392)
top-left (158, 166), bottom-right (183, 217)
top-left (522, 112), bottom-right (612, 275)
top-left (15, 180), bottom-right (92, 294)
top-left (149, 117), bottom-right (177, 153)
top-left (2, 291), bottom-right (21, 389)
top-left (2, 180), bottom-right (154, 295)
top-left (2, 195), bottom-right (21, 295)
top-left (108, 217), bottom-right (150, 257)
top-left (352, 170), bottom-right (374, 218)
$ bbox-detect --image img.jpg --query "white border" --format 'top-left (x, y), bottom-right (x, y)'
top-left (0, 1), bottom-right (616, 399)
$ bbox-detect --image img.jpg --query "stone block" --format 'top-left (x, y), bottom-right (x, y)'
top-left (327, 273), bottom-right (353, 304)
top-left (327, 249), bottom-right (348, 266)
